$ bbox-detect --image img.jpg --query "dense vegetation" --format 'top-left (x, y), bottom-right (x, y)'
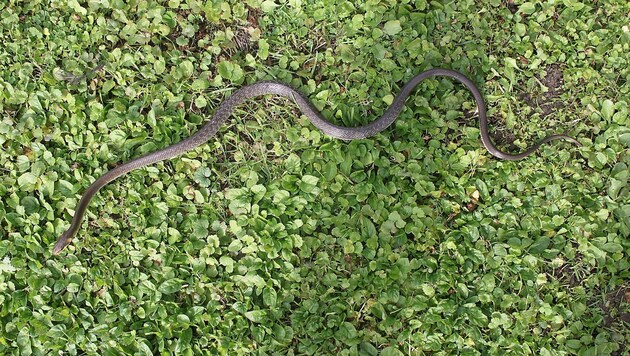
top-left (0, 0), bottom-right (628, 354)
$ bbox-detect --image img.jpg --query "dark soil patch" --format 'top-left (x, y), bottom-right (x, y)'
top-left (488, 121), bottom-right (518, 147)
top-left (166, 8), bottom-right (260, 56)
top-left (602, 284), bottom-right (630, 356)
top-left (519, 63), bottom-right (566, 118)
top-left (465, 64), bottom-right (568, 150)
top-left (507, 0), bottom-right (518, 14)
top-left (550, 251), bottom-right (584, 288)
top-left (232, 26), bottom-right (256, 53)
top-left (602, 284), bottom-right (630, 327)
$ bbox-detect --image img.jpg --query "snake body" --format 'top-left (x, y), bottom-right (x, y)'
top-left (52, 68), bottom-right (580, 255)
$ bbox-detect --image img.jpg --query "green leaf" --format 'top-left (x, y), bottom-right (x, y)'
top-left (335, 322), bottom-right (357, 343)
top-left (595, 209), bottom-right (609, 220)
top-left (217, 60), bottom-right (244, 82)
top-left (178, 60), bottom-right (194, 77)
top-left (228, 239), bottom-right (243, 252)
top-left (194, 95), bottom-right (207, 108)
top-left (468, 307), bottom-right (489, 327)
top-left (17, 172), bottom-right (37, 190)
top-left (234, 274), bottom-right (266, 288)
top-left (480, 274), bottom-right (496, 292)
top-left (360, 342), bottom-right (378, 356)
top-left (421, 284), bottom-right (435, 297)
top-left (601, 99), bottom-right (615, 121)
top-left (504, 57), bottom-right (519, 69)
top-left (136, 341), bottom-right (153, 356)
top-left (563, 0), bottom-right (586, 11)
top-left (191, 77), bottom-right (210, 90)
top-left (529, 237), bottom-right (551, 254)
top-left (381, 346), bottom-right (404, 356)
top-left (159, 279), bottom-right (184, 294)
top-left (103, 79), bottom-right (116, 93)
top-left (17, 330), bottom-right (31, 353)
top-left (260, 0), bottom-right (278, 12)
top-left (519, 2), bottom-right (537, 14)
top-left (601, 242), bottom-right (622, 253)
top-left (21, 196), bottom-right (39, 214)
top-left (258, 39), bottom-right (269, 60)
top-left (244, 310), bottom-right (267, 323)
top-left (263, 287), bottom-right (277, 307)
top-left (566, 339), bottom-right (582, 349)
top-left (515, 23), bottom-right (526, 37)
top-left (299, 174), bottom-right (319, 193)
top-left (608, 178), bottom-right (627, 199)
top-left (383, 20), bottom-right (402, 35)
top-left (154, 58), bottom-right (166, 74)
top-left (617, 132), bottom-right (630, 147)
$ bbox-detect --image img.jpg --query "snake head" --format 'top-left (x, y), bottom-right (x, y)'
top-left (52, 231), bottom-right (73, 255)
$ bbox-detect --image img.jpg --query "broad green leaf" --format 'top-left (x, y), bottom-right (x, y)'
top-left (159, 279), bottom-right (184, 294)
top-left (360, 341), bottom-right (378, 356)
top-left (468, 307), bottom-right (489, 327)
top-left (260, 0), bottom-right (278, 12)
top-left (601, 242), bottom-right (622, 253)
top-left (154, 58), bottom-right (166, 74)
top-left (601, 99), bottom-right (615, 121)
top-left (179, 60), bottom-right (194, 77)
top-left (381, 346), bottom-right (404, 356)
top-left (217, 60), bottom-right (244, 82)
top-left (194, 95), bottom-right (207, 108)
top-left (244, 310), bottom-right (267, 323)
top-left (383, 20), bottom-right (402, 35)
top-left (335, 322), bottom-right (357, 343)
top-left (519, 2), bottom-right (537, 14)
top-left (595, 209), bottom-right (609, 220)
top-left (17, 172), bottom-right (37, 190)
top-left (515, 23), bottom-right (526, 37)
top-left (529, 237), bottom-right (551, 254)
top-left (258, 39), bottom-right (269, 60)
top-left (191, 78), bottom-right (210, 90)
top-left (263, 287), bottom-right (277, 306)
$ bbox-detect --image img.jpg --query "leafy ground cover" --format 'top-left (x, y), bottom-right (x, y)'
top-left (1, 0), bottom-right (629, 354)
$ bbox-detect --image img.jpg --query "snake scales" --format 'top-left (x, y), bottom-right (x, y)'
top-left (52, 68), bottom-right (580, 255)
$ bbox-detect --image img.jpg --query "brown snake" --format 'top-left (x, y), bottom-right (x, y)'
top-left (52, 68), bottom-right (580, 255)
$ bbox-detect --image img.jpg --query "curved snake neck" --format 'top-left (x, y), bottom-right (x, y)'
top-left (52, 68), bottom-right (580, 255)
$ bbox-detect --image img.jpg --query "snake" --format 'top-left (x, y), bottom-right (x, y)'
top-left (52, 68), bottom-right (581, 255)
top-left (60, 61), bottom-right (106, 85)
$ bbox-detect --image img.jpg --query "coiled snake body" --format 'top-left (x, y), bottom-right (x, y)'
top-left (52, 68), bottom-right (580, 255)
